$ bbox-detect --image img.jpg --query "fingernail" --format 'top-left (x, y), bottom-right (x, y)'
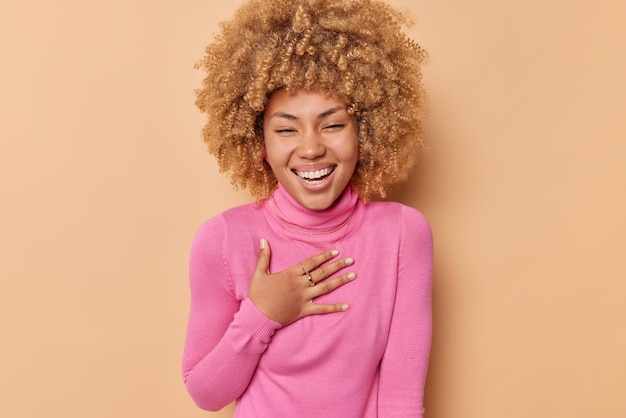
top-left (260, 238), bottom-right (265, 250)
top-left (347, 272), bottom-right (356, 280)
top-left (344, 257), bottom-right (354, 265)
top-left (331, 249), bottom-right (339, 256)
top-left (340, 304), bottom-right (349, 311)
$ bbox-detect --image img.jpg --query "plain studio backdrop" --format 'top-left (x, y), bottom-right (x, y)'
top-left (1, 0), bottom-right (624, 417)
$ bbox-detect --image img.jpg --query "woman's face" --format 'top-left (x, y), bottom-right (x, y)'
top-left (263, 89), bottom-right (359, 211)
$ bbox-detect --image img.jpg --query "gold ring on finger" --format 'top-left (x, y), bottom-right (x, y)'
top-left (307, 273), bottom-right (315, 287)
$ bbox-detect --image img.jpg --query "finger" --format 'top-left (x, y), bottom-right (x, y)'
top-left (300, 249), bottom-right (341, 275)
top-left (255, 238), bottom-right (271, 274)
top-left (298, 263), bottom-right (307, 276)
top-left (310, 257), bottom-right (354, 284)
top-left (304, 302), bottom-right (350, 316)
top-left (310, 271), bottom-right (356, 295)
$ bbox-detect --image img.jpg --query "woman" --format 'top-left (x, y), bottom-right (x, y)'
top-left (182, 0), bottom-right (432, 416)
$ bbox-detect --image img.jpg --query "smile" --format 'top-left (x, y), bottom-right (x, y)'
top-left (292, 167), bottom-right (335, 183)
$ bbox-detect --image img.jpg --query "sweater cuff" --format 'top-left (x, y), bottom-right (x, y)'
top-left (236, 298), bottom-right (282, 344)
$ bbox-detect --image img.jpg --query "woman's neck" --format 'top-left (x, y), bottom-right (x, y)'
top-left (266, 184), bottom-right (359, 242)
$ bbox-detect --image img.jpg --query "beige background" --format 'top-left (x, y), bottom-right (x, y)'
top-left (1, 0), bottom-right (624, 417)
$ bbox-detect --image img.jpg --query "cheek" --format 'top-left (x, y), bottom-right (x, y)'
top-left (264, 139), bottom-right (295, 165)
top-left (263, 144), bottom-right (286, 176)
top-left (339, 139), bottom-right (359, 163)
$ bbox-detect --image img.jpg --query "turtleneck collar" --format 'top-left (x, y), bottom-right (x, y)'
top-left (264, 184), bottom-right (360, 242)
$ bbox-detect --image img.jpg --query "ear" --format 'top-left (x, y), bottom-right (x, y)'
top-left (264, 150), bottom-right (269, 163)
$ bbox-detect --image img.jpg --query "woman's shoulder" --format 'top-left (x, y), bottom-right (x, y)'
top-left (364, 200), bottom-right (430, 229)
top-left (363, 201), bottom-right (432, 253)
top-left (193, 201), bottom-right (263, 239)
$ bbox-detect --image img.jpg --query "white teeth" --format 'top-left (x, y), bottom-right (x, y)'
top-left (295, 167), bottom-right (333, 180)
top-left (294, 168), bottom-right (334, 181)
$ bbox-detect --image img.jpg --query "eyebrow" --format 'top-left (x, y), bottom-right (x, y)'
top-left (269, 106), bottom-right (345, 121)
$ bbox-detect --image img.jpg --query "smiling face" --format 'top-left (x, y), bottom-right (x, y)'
top-left (263, 89), bottom-right (359, 211)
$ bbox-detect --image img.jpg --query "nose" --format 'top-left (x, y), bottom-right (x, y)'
top-left (297, 131), bottom-right (326, 160)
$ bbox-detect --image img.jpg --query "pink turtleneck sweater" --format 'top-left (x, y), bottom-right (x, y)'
top-left (182, 186), bottom-right (432, 417)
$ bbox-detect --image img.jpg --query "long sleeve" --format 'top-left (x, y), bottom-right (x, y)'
top-left (378, 207), bottom-right (433, 417)
top-left (181, 216), bottom-right (282, 411)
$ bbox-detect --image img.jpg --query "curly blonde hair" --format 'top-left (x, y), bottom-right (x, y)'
top-left (195, 0), bottom-right (428, 200)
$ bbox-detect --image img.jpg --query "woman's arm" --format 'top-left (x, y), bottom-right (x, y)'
top-left (182, 217), bottom-right (281, 411)
top-left (378, 207), bottom-right (433, 417)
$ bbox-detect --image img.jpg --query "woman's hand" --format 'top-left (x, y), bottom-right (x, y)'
top-left (247, 238), bottom-right (356, 326)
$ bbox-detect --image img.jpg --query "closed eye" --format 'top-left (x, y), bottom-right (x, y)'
top-left (275, 128), bottom-right (297, 134)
